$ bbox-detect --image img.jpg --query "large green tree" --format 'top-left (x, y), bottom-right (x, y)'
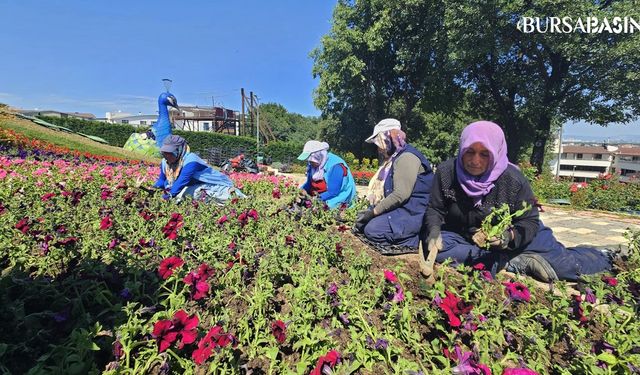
top-left (312, 0), bottom-right (458, 157)
top-left (313, 0), bottom-right (640, 171)
top-left (259, 103), bottom-right (323, 143)
top-left (447, 0), bottom-right (640, 172)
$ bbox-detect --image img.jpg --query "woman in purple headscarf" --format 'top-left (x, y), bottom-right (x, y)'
top-left (422, 121), bottom-right (612, 282)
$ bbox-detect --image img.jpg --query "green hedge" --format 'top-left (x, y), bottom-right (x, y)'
top-left (38, 116), bottom-right (304, 163)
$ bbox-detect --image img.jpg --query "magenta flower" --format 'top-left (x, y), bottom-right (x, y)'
top-left (271, 320), bottom-right (287, 344)
top-left (383, 269), bottom-right (398, 283)
top-left (392, 284), bottom-right (405, 303)
top-left (272, 188), bottom-right (281, 199)
top-left (285, 235), bottom-right (296, 246)
top-left (217, 214), bottom-right (228, 225)
top-left (585, 288), bottom-right (597, 304)
top-left (335, 243), bottom-right (344, 257)
top-left (451, 346), bottom-right (491, 375)
top-left (41, 192), bottom-right (56, 201)
top-left (158, 256), bottom-right (184, 280)
top-left (602, 275), bottom-right (618, 286)
top-left (100, 215), bottom-right (113, 230)
top-left (503, 281), bottom-right (531, 302)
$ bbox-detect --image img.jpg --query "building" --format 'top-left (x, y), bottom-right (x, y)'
top-left (551, 143), bottom-right (640, 182)
top-left (105, 112), bottom-right (158, 127)
top-left (171, 106), bottom-right (239, 135)
top-left (616, 146), bottom-right (640, 182)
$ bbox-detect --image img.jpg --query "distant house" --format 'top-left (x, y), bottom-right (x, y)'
top-left (104, 112), bottom-right (157, 127)
top-left (17, 109), bottom-right (96, 120)
top-left (551, 143), bottom-right (640, 182)
top-left (616, 146), bottom-right (640, 182)
top-left (171, 106), bottom-right (239, 135)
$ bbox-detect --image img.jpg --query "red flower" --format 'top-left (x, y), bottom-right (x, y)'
top-left (473, 263), bottom-right (485, 270)
top-left (602, 275), bottom-right (618, 286)
top-left (152, 319), bottom-right (178, 352)
top-left (271, 320), bottom-right (287, 344)
top-left (217, 215), bottom-right (228, 225)
top-left (15, 217), bottom-right (30, 234)
top-left (192, 325), bottom-right (233, 365)
top-left (285, 235), bottom-right (296, 246)
top-left (248, 209), bottom-right (259, 220)
top-left (139, 209), bottom-right (154, 221)
top-left (56, 237), bottom-right (78, 247)
top-left (337, 224), bottom-right (348, 232)
top-left (113, 340), bottom-right (124, 359)
top-left (158, 256), bottom-right (184, 280)
top-left (572, 294), bottom-right (588, 325)
top-left (272, 188), bottom-right (281, 199)
top-left (162, 213), bottom-right (184, 240)
top-left (184, 263), bottom-right (215, 300)
top-left (100, 215), bottom-right (113, 230)
top-left (383, 269), bottom-right (398, 283)
top-left (172, 310), bottom-right (199, 349)
top-left (335, 243), bottom-right (344, 257)
top-left (503, 281), bottom-right (531, 302)
top-left (41, 192), bottom-right (56, 201)
top-left (310, 350), bottom-right (341, 375)
top-left (437, 291), bottom-right (473, 328)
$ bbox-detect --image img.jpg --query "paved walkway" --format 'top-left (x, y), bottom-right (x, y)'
top-left (277, 173), bottom-right (640, 249)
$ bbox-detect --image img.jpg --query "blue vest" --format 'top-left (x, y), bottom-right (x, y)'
top-left (382, 145), bottom-right (433, 236)
top-left (303, 153), bottom-right (356, 209)
top-left (161, 152), bottom-right (233, 189)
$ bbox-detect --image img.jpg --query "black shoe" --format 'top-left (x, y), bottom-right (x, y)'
top-left (506, 253), bottom-right (558, 282)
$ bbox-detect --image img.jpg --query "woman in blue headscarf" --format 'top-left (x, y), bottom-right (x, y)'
top-left (423, 121), bottom-right (612, 281)
top-left (153, 135), bottom-right (245, 204)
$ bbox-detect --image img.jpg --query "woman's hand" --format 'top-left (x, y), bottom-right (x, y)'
top-left (354, 209), bottom-right (375, 232)
top-left (472, 229), bottom-right (512, 250)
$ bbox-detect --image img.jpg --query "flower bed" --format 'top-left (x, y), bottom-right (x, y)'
top-left (0, 148), bottom-right (639, 374)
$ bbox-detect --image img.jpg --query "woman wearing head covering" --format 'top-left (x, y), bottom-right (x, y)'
top-left (153, 135), bottom-right (244, 204)
top-left (353, 118), bottom-right (434, 255)
top-left (298, 140), bottom-right (356, 209)
top-left (423, 121), bottom-right (612, 281)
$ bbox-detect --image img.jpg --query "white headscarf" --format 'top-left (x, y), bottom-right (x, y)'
top-left (309, 149), bottom-right (329, 181)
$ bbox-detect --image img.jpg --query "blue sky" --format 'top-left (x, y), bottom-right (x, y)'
top-left (0, 0), bottom-right (637, 138)
top-left (0, 0), bottom-right (335, 117)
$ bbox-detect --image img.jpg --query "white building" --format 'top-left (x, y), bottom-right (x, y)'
top-left (104, 112), bottom-right (158, 127)
top-left (551, 143), bottom-right (640, 182)
top-left (171, 106), bottom-right (239, 135)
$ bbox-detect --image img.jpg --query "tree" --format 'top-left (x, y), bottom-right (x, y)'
top-left (446, 0), bottom-right (640, 172)
top-left (258, 103), bottom-right (320, 143)
top-left (312, 0), bottom-right (458, 157)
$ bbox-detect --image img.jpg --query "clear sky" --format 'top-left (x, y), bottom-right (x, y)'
top-left (0, 0), bottom-right (336, 117)
top-left (0, 0), bottom-right (638, 138)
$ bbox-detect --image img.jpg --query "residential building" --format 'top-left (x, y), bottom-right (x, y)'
top-left (551, 143), bottom-right (640, 182)
top-left (171, 106), bottom-right (239, 135)
top-left (104, 112), bottom-right (158, 127)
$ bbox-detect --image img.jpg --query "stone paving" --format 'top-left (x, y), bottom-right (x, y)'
top-left (277, 172), bottom-right (640, 249)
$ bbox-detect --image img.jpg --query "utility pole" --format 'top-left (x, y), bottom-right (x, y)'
top-left (555, 124), bottom-right (563, 180)
top-left (240, 88), bottom-right (245, 137)
top-left (250, 91), bottom-right (255, 141)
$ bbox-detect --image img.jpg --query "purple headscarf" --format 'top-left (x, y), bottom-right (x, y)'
top-left (455, 121), bottom-right (512, 206)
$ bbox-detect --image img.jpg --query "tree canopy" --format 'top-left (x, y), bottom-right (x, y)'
top-left (312, 0), bottom-right (640, 171)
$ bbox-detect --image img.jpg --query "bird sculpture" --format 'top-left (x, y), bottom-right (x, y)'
top-left (123, 90), bottom-right (179, 157)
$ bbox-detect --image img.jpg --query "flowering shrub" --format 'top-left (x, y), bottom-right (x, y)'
top-left (0, 144), bottom-right (639, 374)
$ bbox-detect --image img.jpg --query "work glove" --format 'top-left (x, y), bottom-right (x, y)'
top-left (354, 208), bottom-right (375, 233)
top-left (472, 228), bottom-right (513, 250)
top-left (426, 227), bottom-right (443, 254)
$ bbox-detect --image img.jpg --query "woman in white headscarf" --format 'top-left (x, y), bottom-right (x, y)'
top-left (298, 140), bottom-right (356, 209)
top-left (353, 118), bottom-right (434, 255)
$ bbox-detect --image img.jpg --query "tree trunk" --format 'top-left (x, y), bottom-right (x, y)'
top-left (529, 115), bottom-right (552, 174)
